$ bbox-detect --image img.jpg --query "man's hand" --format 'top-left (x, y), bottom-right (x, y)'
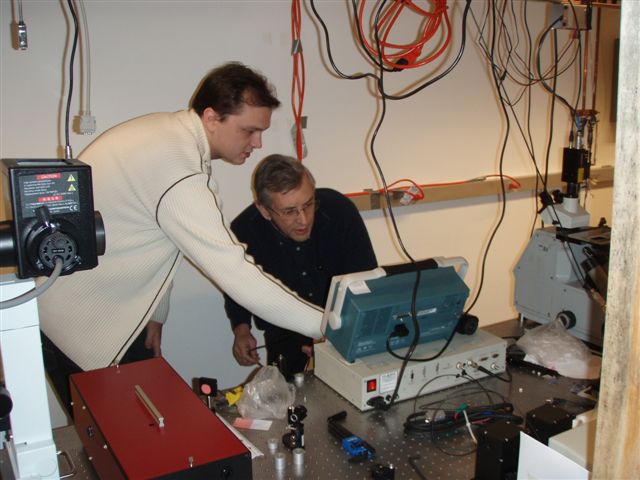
top-left (144, 320), bottom-right (163, 357)
top-left (233, 324), bottom-right (260, 366)
top-left (301, 336), bottom-right (325, 357)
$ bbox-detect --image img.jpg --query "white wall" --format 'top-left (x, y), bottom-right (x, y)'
top-left (1, 1), bottom-right (617, 389)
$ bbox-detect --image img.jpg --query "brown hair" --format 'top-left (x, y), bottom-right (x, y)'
top-left (190, 62), bottom-right (280, 119)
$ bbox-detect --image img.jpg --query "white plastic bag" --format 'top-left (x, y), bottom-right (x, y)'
top-left (517, 319), bottom-right (601, 379)
top-left (237, 366), bottom-right (295, 420)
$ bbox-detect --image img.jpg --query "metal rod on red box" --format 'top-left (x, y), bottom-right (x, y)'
top-left (135, 384), bottom-right (165, 428)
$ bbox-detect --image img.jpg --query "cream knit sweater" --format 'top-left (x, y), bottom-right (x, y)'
top-left (38, 110), bottom-right (322, 371)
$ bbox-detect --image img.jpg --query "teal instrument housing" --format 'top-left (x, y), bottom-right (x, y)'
top-left (324, 266), bottom-right (469, 362)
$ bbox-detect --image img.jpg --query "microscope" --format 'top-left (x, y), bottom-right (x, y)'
top-left (514, 136), bottom-right (610, 346)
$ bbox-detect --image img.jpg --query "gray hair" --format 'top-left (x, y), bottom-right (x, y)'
top-left (253, 154), bottom-right (315, 207)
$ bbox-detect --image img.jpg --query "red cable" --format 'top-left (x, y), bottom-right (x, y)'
top-left (385, 178), bottom-right (425, 200)
top-left (481, 174), bottom-right (522, 189)
top-left (345, 174), bottom-right (522, 200)
top-left (291, 0), bottom-right (305, 161)
top-left (357, 0), bottom-right (451, 70)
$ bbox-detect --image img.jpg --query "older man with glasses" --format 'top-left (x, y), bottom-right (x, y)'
top-left (224, 154), bottom-right (377, 378)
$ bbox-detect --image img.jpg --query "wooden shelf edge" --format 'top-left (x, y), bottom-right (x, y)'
top-left (347, 166), bottom-right (615, 212)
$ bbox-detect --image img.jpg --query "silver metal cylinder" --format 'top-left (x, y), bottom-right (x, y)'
top-left (267, 437), bottom-right (279, 452)
top-left (292, 448), bottom-right (305, 466)
top-left (274, 452), bottom-right (286, 470)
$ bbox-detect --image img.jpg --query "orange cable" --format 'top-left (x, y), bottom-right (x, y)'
top-left (344, 174), bottom-right (522, 199)
top-left (291, 0), bottom-right (305, 160)
top-left (356, 0), bottom-right (451, 70)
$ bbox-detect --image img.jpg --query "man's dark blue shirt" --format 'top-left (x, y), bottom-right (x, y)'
top-left (224, 188), bottom-right (377, 376)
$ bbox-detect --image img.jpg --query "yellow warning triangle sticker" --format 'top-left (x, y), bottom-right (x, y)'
top-left (67, 174), bottom-right (76, 182)
top-left (68, 184), bottom-right (77, 192)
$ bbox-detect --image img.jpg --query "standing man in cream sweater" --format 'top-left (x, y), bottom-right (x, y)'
top-left (38, 62), bottom-right (323, 412)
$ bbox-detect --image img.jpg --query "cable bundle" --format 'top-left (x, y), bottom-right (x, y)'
top-left (291, 0), bottom-right (305, 160)
top-left (404, 402), bottom-right (522, 435)
top-left (356, 0), bottom-right (452, 70)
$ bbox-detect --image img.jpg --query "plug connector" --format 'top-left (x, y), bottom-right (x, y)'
top-left (17, 21), bottom-right (28, 50)
top-left (391, 323), bottom-right (409, 338)
top-left (79, 115), bottom-right (96, 135)
top-left (290, 118), bottom-right (307, 159)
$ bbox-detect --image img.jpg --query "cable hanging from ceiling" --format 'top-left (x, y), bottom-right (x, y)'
top-left (291, 0), bottom-right (306, 161)
top-left (355, 0), bottom-right (452, 71)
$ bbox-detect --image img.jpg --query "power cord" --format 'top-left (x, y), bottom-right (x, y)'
top-left (475, 364), bottom-right (512, 383)
top-left (404, 401), bottom-right (522, 435)
top-left (0, 257), bottom-right (64, 310)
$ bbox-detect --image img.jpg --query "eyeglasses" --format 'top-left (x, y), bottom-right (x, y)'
top-left (267, 197), bottom-right (317, 219)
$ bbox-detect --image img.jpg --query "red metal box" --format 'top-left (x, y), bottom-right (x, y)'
top-left (70, 357), bottom-right (251, 479)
